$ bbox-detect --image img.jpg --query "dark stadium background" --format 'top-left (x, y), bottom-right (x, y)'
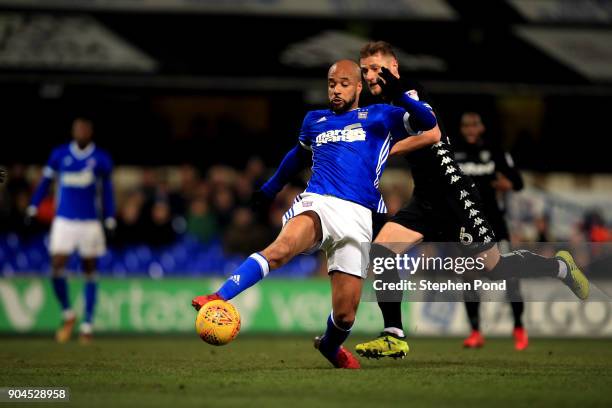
top-left (1, 2), bottom-right (611, 406)
top-left (0, 1), bottom-right (610, 172)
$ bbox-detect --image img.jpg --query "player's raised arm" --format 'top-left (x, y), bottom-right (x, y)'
top-left (27, 148), bottom-right (61, 217)
top-left (377, 67), bottom-right (437, 132)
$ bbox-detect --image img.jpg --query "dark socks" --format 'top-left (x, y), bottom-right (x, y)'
top-left (318, 313), bottom-right (352, 364)
top-left (371, 244), bottom-right (404, 331)
top-left (488, 250), bottom-right (559, 280)
top-left (51, 276), bottom-right (70, 311)
top-left (464, 301), bottom-right (480, 331)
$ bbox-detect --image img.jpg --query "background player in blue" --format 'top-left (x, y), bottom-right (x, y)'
top-left (27, 116), bottom-right (116, 343)
top-left (191, 59), bottom-right (437, 369)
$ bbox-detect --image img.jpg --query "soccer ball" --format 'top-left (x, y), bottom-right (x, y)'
top-left (195, 300), bottom-right (241, 346)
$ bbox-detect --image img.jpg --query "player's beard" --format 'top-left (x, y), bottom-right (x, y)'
top-left (330, 93), bottom-right (357, 114)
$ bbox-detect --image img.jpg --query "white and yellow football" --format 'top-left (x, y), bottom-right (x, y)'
top-left (195, 300), bottom-right (241, 346)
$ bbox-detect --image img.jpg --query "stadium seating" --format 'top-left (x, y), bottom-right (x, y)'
top-left (0, 233), bottom-right (319, 278)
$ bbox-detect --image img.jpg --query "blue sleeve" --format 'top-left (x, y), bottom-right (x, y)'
top-left (395, 93), bottom-right (436, 133)
top-left (30, 148), bottom-right (61, 207)
top-left (260, 144), bottom-right (311, 197)
top-left (98, 153), bottom-right (116, 219)
top-left (298, 112), bottom-right (314, 149)
top-left (30, 178), bottom-right (52, 208)
top-left (384, 106), bottom-right (411, 142)
top-left (260, 112), bottom-right (314, 197)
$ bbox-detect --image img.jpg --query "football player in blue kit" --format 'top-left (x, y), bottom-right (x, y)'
top-left (191, 59), bottom-right (438, 369)
top-left (249, 42), bottom-right (590, 361)
top-left (28, 116), bottom-right (115, 343)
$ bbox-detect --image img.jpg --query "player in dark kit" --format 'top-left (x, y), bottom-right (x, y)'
top-left (454, 112), bottom-right (527, 350)
top-left (355, 41), bottom-right (588, 359)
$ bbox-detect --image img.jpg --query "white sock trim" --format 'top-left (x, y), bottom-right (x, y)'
top-left (383, 327), bottom-right (406, 338)
top-left (62, 309), bottom-right (75, 320)
top-left (250, 253), bottom-right (270, 277)
top-left (557, 259), bottom-right (568, 279)
top-left (329, 311), bottom-right (353, 332)
top-left (80, 322), bottom-right (93, 335)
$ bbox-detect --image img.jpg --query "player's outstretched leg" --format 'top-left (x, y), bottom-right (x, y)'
top-left (555, 250), bottom-right (590, 300)
top-left (314, 271), bottom-right (361, 369)
top-left (192, 212), bottom-right (322, 310)
top-left (51, 255), bottom-right (76, 343)
top-left (482, 247), bottom-right (590, 300)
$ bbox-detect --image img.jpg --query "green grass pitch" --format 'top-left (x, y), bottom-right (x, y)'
top-left (1, 336), bottom-right (611, 407)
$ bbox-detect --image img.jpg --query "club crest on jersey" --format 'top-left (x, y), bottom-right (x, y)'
top-left (315, 123), bottom-right (366, 146)
top-left (406, 89), bottom-right (419, 100)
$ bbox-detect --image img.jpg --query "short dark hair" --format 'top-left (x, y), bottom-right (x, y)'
top-left (359, 41), bottom-right (397, 60)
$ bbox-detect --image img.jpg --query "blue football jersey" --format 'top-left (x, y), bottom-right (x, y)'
top-left (30, 142), bottom-right (115, 221)
top-left (298, 104), bottom-right (410, 212)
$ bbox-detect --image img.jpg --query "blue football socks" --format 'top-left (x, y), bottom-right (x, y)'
top-left (218, 253), bottom-right (270, 300)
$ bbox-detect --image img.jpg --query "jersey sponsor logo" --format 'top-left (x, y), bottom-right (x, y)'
top-left (315, 123), bottom-right (366, 146)
top-left (459, 227), bottom-right (473, 245)
top-left (459, 161), bottom-right (495, 176)
top-left (61, 170), bottom-right (95, 187)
